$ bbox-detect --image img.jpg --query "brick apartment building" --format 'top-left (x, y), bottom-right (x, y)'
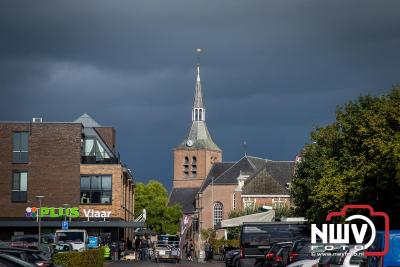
top-left (0, 114), bottom-right (141, 241)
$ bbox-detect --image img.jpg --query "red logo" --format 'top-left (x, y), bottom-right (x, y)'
top-left (326, 204), bottom-right (389, 257)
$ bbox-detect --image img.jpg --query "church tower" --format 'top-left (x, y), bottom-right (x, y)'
top-left (173, 64), bottom-right (222, 188)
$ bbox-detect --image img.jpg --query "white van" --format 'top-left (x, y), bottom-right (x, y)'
top-left (54, 229), bottom-right (88, 251)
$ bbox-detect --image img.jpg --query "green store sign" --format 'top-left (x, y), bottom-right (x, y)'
top-left (25, 207), bottom-right (79, 218)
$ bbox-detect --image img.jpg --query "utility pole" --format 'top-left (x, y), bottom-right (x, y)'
top-left (35, 195), bottom-right (45, 245)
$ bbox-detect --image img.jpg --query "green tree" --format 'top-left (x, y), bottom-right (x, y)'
top-left (291, 86), bottom-right (400, 225)
top-left (134, 180), bottom-right (182, 234)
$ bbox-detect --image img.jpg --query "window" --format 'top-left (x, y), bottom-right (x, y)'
top-left (13, 132), bottom-right (29, 163)
top-left (80, 175), bottom-right (112, 204)
top-left (213, 202), bottom-right (223, 228)
top-left (12, 171), bottom-right (28, 202)
top-left (83, 138), bottom-right (110, 160)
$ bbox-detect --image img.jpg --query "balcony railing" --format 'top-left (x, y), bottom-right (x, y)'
top-left (81, 155), bottom-right (119, 164)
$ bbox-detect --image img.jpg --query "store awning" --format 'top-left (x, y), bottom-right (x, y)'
top-left (220, 210), bottom-right (275, 228)
top-left (0, 220), bottom-right (145, 228)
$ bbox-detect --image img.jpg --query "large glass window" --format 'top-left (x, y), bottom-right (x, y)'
top-left (213, 202), bottom-right (223, 228)
top-left (12, 171), bottom-right (28, 202)
top-left (83, 138), bottom-right (110, 160)
top-left (13, 132), bottom-right (29, 163)
top-left (80, 175), bottom-right (112, 204)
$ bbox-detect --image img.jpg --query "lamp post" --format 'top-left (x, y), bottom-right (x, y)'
top-left (35, 195), bottom-right (45, 246)
top-left (62, 204), bottom-right (70, 222)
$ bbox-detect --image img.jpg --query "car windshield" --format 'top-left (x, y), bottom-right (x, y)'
top-left (157, 236), bottom-right (179, 246)
top-left (55, 244), bottom-right (71, 251)
top-left (55, 232), bottom-right (84, 243)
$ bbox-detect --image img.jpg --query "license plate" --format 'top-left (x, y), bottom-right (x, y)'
top-left (159, 250), bottom-right (165, 255)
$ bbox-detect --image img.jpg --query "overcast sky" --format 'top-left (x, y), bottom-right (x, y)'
top-left (1, 0), bottom-right (399, 189)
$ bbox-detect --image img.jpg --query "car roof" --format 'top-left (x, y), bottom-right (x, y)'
top-left (0, 253), bottom-right (36, 266)
top-left (0, 247), bottom-right (41, 253)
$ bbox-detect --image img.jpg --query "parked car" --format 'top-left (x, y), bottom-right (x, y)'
top-left (263, 242), bottom-right (293, 267)
top-left (288, 239), bottom-right (319, 265)
top-left (240, 222), bottom-right (309, 267)
top-left (0, 253), bottom-right (36, 267)
top-left (286, 259), bottom-right (319, 267)
top-left (225, 249), bottom-right (240, 267)
top-left (52, 243), bottom-right (73, 254)
top-left (0, 247), bottom-right (54, 267)
top-left (368, 230), bottom-right (400, 267)
top-left (317, 247), bottom-right (366, 267)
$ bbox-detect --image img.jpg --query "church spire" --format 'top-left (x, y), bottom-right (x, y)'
top-left (192, 64), bottom-right (205, 121)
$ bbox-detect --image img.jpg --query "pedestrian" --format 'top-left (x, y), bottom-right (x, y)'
top-left (135, 236), bottom-right (141, 260)
top-left (139, 236), bottom-right (149, 260)
top-left (127, 238), bottom-right (133, 251)
top-left (187, 239), bottom-right (194, 261)
top-left (111, 241), bottom-right (119, 261)
top-left (204, 240), bottom-right (211, 261)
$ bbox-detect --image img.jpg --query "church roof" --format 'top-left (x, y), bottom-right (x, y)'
top-left (199, 156), bottom-right (265, 192)
top-left (176, 121), bottom-right (221, 151)
top-left (169, 187), bottom-right (199, 214)
top-left (199, 156), bottom-right (295, 194)
top-left (241, 161), bottom-right (295, 195)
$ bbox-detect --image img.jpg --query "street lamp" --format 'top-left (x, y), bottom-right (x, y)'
top-left (62, 204), bottom-right (70, 222)
top-left (35, 196), bottom-right (45, 246)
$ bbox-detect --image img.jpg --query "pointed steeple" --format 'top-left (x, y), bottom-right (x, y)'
top-left (176, 62), bottom-right (221, 152)
top-left (192, 64), bottom-right (205, 121)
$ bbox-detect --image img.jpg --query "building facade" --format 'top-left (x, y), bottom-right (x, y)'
top-left (0, 114), bottom-right (139, 241)
top-left (197, 156), bottom-right (295, 230)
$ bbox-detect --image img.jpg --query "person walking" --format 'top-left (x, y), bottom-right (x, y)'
top-left (204, 240), bottom-right (211, 261)
top-left (140, 236), bottom-right (149, 260)
top-left (135, 237), bottom-right (141, 260)
top-left (111, 241), bottom-right (119, 261)
top-left (187, 239), bottom-right (194, 261)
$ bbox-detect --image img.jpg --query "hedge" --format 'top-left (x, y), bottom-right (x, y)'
top-left (53, 248), bottom-right (104, 267)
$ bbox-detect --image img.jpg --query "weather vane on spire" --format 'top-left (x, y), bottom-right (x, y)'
top-left (196, 48), bottom-right (203, 64)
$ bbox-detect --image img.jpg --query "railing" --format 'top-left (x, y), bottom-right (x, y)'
top-left (81, 155), bottom-right (119, 164)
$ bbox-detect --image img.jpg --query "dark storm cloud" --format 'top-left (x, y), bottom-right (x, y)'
top-left (1, 0), bottom-right (399, 188)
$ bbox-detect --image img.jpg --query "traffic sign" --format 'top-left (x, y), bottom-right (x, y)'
top-left (61, 221), bottom-right (69, 230)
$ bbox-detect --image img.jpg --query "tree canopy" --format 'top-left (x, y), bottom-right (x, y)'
top-left (291, 86), bottom-right (400, 226)
top-left (134, 180), bottom-right (182, 234)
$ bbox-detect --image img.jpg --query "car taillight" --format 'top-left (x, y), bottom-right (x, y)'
top-left (35, 262), bottom-right (47, 267)
top-left (266, 252), bottom-right (274, 260)
top-left (275, 255), bottom-right (282, 262)
top-left (240, 246), bottom-right (244, 259)
top-left (290, 252), bottom-right (298, 262)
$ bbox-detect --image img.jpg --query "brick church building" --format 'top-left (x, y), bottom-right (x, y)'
top-left (169, 63), bottom-right (296, 237)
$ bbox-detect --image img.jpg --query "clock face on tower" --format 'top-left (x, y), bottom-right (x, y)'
top-left (186, 139), bottom-right (194, 147)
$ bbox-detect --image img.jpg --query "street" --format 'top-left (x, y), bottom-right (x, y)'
top-left (105, 259), bottom-right (224, 267)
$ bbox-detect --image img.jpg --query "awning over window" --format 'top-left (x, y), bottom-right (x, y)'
top-left (219, 210), bottom-right (275, 228)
